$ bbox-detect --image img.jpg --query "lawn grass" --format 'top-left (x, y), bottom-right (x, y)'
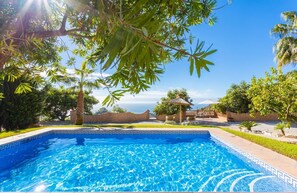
top-left (0, 123), bottom-right (213, 139)
top-left (0, 125), bottom-right (86, 139)
top-left (0, 127), bottom-right (47, 139)
top-left (221, 127), bottom-right (297, 160)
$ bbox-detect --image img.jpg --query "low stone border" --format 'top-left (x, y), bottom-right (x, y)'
top-left (211, 135), bottom-right (297, 188)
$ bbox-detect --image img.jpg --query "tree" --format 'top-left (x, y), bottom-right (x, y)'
top-left (214, 81), bottom-right (251, 113)
top-left (95, 107), bottom-right (109, 115)
top-left (272, 11), bottom-right (297, 68)
top-left (112, 105), bottom-right (127, 113)
top-left (72, 61), bottom-right (101, 125)
top-left (0, 77), bottom-right (45, 131)
top-left (154, 89), bottom-right (192, 116)
top-left (248, 68), bottom-right (297, 130)
top-left (0, 0), bottom-right (219, 104)
top-left (43, 86), bottom-right (98, 121)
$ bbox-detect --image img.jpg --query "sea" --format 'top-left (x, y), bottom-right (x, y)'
top-left (95, 103), bottom-right (208, 114)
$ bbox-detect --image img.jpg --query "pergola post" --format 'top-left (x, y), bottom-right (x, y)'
top-left (179, 104), bottom-right (182, 124)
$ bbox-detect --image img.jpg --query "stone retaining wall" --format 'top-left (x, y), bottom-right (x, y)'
top-left (156, 111), bottom-right (186, 122)
top-left (216, 112), bottom-right (228, 122)
top-left (226, 111), bottom-right (279, 122)
top-left (70, 110), bottom-right (150, 123)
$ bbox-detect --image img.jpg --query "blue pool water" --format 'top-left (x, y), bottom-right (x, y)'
top-left (0, 133), bottom-right (296, 192)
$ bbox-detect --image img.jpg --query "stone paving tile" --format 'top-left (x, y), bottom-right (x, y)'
top-left (208, 128), bottom-right (297, 179)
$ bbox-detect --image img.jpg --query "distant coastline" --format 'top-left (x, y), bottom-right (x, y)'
top-left (94, 103), bottom-right (208, 114)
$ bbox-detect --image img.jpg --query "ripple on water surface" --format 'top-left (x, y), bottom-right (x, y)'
top-left (0, 134), bottom-right (295, 192)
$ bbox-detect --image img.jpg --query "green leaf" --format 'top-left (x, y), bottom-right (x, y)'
top-left (195, 59), bottom-right (201, 77)
top-left (124, 0), bottom-right (150, 19)
top-left (208, 16), bottom-right (217, 26)
top-left (142, 27), bottom-right (148, 36)
top-left (131, 7), bottom-right (158, 27)
top-left (204, 65), bottom-right (210, 72)
top-left (201, 49), bottom-right (217, 58)
top-left (189, 57), bottom-right (194, 75)
top-left (189, 34), bottom-right (194, 44)
top-left (15, 83), bottom-right (32, 94)
top-left (102, 95), bottom-right (111, 106)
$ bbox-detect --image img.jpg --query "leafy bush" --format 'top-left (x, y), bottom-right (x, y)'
top-left (248, 69), bottom-right (297, 125)
top-left (0, 78), bottom-right (45, 131)
top-left (239, 121), bottom-right (258, 131)
top-left (274, 122), bottom-right (290, 136)
top-left (213, 81), bottom-right (251, 113)
top-left (95, 107), bottom-right (109, 115)
top-left (112, 105), bottom-right (127, 113)
top-left (43, 86), bottom-right (99, 121)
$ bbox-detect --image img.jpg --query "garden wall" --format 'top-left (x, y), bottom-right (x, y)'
top-left (70, 110), bottom-right (150, 123)
top-left (216, 112), bottom-right (228, 122)
top-left (156, 111), bottom-right (186, 122)
top-left (226, 111), bottom-right (279, 122)
top-left (196, 110), bottom-right (217, 118)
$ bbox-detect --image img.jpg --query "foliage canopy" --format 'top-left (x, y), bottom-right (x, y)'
top-left (112, 105), bottom-right (127, 113)
top-left (214, 81), bottom-right (251, 113)
top-left (0, 77), bottom-right (45, 131)
top-left (248, 68), bottom-right (297, 126)
top-left (95, 107), bottom-right (109, 115)
top-left (43, 86), bottom-right (99, 121)
top-left (0, 0), bottom-right (219, 104)
top-left (272, 11), bottom-right (297, 68)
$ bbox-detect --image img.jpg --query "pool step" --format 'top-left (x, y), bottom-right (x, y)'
top-left (198, 169), bottom-right (278, 192)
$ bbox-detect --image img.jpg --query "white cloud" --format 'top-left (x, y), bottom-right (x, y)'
top-left (188, 89), bottom-right (215, 101)
top-left (91, 90), bottom-right (166, 104)
top-left (40, 68), bottom-right (110, 79)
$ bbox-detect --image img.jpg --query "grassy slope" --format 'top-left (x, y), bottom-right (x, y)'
top-left (0, 124), bottom-right (212, 139)
top-left (221, 128), bottom-right (297, 160)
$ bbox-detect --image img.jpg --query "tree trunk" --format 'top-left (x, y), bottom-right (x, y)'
top-left (0, 54), bottom-right (10, 70)
top-left (75, 89), bottom-right (84, 125)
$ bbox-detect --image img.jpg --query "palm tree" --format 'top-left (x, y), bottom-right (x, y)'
top-left (272, 11), bottom-right (297, 68)
top-left (74, 61), bottom-right (100, 125)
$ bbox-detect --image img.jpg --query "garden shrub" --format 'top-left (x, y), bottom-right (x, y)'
top-left (0, 78), bottom-right (45, 131)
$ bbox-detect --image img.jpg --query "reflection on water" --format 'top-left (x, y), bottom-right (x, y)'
top-left (76, 137), bottom-right (85, 146)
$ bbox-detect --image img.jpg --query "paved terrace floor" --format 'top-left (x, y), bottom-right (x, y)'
top-left (0, 127), bottom-right (296, 180)
top-left (180, 118), bottom-right (297, 143)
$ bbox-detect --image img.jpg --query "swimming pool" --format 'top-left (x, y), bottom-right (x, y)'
top-left (0, 130), bottom-right (296, 192)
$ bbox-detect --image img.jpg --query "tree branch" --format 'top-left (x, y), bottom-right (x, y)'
top-left (60, 13), bottom-right (68, 32)
top-left (26, 28), bottom-right (94, 39)
top-left (68, 33), bottom-right (95, 39)
top-left (0, 27), bottom-right (94, 70)
top-left (121, 21), bottom-right (192, 57)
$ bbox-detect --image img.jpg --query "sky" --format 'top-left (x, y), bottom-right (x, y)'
top-left (62, 0), bottom-right (297, 112)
